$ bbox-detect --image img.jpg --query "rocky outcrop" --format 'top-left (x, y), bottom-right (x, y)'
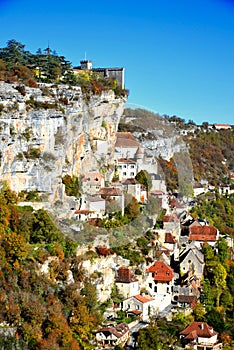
top-left (0, 82), bottom-right (125, 203)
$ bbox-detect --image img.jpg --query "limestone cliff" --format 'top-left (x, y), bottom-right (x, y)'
top-left (0, 82), bottom-right (125, 202)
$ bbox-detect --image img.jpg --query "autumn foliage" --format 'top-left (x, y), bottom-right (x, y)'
top-left (0, 184), bottom-right (100, 349)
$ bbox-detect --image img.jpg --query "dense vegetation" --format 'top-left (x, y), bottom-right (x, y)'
top-left (0, 183), bottom-right (102, 349)
top-left (186, 128), bottom-right (234, 185)
top-left (190, 192), bottom-right (234, 237)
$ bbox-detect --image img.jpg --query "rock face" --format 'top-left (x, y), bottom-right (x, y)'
top-left (0, 82), bottom-right (125, 202)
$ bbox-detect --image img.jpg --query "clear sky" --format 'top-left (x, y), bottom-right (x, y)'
top-left (1, 0), bottom-right (234, 125)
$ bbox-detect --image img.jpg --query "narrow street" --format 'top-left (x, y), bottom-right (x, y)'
top-left (125, 321), bottom-right (149, 349)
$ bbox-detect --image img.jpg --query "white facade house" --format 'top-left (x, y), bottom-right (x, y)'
top-left (86, 195), bottom-right (105, 217)
top-left (117, 158), bottom-right (137, 180)
top-left (122, 294), bottom-right (155, 321)
top-left (145, 261), bottom-right (174, 312)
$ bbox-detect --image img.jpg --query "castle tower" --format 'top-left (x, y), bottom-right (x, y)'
top-left (80, 60), bottom-right (93, 70)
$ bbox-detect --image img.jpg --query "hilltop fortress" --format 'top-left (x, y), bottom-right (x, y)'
top-left (73, 59), bottom-right (125, 89)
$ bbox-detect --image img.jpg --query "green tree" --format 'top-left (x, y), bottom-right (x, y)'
top-left (31, 209), bottom-right (63, 244)
top-left (216, 237), bottom-right (230, 263)
top-left (62, 175), bottom-right (80, 197)
top-left (135, 170), bottom-right (152, 192)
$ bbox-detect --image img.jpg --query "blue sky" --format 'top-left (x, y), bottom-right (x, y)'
top-left (1, 0), bottom-right (234, 125)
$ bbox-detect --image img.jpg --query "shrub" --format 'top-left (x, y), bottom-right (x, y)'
top-left (62, 174), bottom-right (80, 197)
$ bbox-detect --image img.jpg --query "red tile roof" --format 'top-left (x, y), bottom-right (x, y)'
top-left (188, 226), bottom-right (218, 242)
top-left (165, 232), bottom-right (177, 244)
top-left (116, 267), bottom-right (138, 283)
top-left (128, 309), bottom-right (142, 315)
top-left (134, 294), bottom-right (155, 303)
top-left (99, 187), bottom-right (122, 196)
top-left (74, 210), bottom-right (93, 215)
top-left (180, 322), bottom-right (218, 339)
top-left (146, 261), bottom-right (174, 282)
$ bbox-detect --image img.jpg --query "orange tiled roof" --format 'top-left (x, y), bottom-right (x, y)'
top-left (74, 209), bottom-right (93, 215)
top-left (188, 225), bottom-right (218, 242)
top-left (146, 261), bottom-right (174, 282)
top-left (134, 294), bottom-right (155, 303)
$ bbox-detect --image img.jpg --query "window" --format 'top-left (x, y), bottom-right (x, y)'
top-left (130, 165), bottom-right (135, 168)
top-left (154, 286), bottom-right (157, 292)
top-left (123, 172), bottom-right (127, 176)
top-left (149, 283), bottom-right (152, 289)
top-left (130, 172), bottom-right (135, 176)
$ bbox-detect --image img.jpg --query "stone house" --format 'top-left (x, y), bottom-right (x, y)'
top-left (82, 172), bottom-right (105, 195)
top-left (122, 178), bottom-right (142, 202)
top-left (99, 187), bottom-right (125, 216)
top-left (180, 321), bottom-right (222, 350)
top-left (122, 294), bottom-right (155, 321)
top-left (179, 242), bottom-right (205, 280)
top-left (145, 261), bottom-right (174, 312)
top-left (96, 322), bottom-right (129, 349)
top-left (115, 267), bottom-right (139, 298)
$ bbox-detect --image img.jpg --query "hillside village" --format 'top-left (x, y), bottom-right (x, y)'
top-left (58, 129), bottom-right (232, 350)
top-left (0, 41), bottom-right (233, 349)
